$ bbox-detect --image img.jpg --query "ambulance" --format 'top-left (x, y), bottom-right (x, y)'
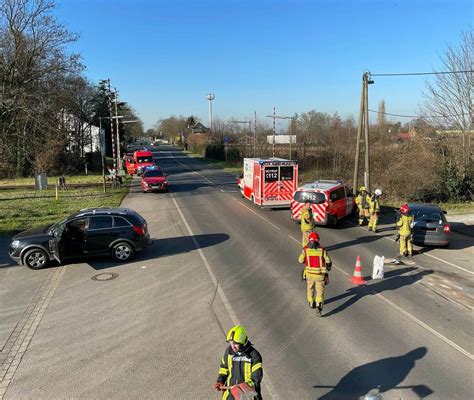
top-left (291, 180), bottom-right (355, 226)
top-left (238, 158), bottom-right (298, 208)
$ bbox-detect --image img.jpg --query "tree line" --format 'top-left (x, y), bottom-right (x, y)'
top-left (0, 0), bottom-right (144, 178)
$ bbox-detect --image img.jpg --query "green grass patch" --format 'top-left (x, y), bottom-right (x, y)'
top-left (186, 152), bottom-right (242, 175)
top-left (0, 185), bottom-right (129, 233)
top-left (382, 199), bottom-right (473, 214)
top-left (0, 173), bottom-right (111, 186)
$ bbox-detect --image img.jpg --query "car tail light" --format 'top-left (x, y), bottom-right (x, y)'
top-left (443, 224), bottom-right (451, 233)
top-left (133, 226), bottom-right (145, 236)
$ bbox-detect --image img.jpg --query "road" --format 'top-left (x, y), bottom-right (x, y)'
top-left (1, 146), bottom-right (473, 399)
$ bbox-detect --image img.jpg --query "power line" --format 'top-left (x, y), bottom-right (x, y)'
top-left (368, 109), bottom-right (471, 119)
top-left (370, 70), bottom-right (473, 77)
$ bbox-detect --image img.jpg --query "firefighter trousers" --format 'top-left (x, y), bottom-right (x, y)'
top-left (306, 274), bottom-right (325, 305)
top-left (399, 235), bottom-right (413, 256)
top-left (358, 208), bottom-right (370, 225)
top-left (368, 212), bottom-right (379, 231)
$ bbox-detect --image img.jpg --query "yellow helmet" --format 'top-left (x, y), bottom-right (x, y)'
top-left (359, 186), bottom-right (366, 192)
top-left (226, 325), bottom-right (248, 345)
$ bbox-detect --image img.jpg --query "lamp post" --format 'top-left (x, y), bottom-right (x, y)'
top-left (206, 93), bottom-right (215, 131)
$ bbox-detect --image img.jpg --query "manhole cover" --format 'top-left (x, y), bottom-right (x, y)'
top-left (91, 272), bottom-right (119, 281)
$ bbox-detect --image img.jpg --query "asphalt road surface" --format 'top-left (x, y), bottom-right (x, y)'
top-left (1, 146), bottom-right (473, 399)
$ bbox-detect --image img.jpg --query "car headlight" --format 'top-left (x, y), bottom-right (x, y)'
top-left (11, 240), bottom-right (21, 248)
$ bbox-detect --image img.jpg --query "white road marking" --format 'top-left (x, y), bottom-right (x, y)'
top-left (351, 222), bottom-right (473, 275)
top-left (170, 192), bottom-right (279, 399)
top-left (289, 233), bottom-right (474, 360)
top-left (232, 198), bottom-right (281, 231)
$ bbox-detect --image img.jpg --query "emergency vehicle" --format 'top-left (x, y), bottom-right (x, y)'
top-left (291, 180), bottom-right (355, 226)
top-left (124, 150), bottom-right (154, 175)
top-left (238, 158), bottom-right (298, 208)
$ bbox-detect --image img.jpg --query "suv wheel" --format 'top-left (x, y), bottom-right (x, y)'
top-left (24, 248), bottom-right (48, 270)
top-left (112, 242), bottom-right (135, 262)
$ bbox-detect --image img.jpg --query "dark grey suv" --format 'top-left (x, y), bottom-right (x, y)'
top-left (9, 208), bottom-right (151, 269)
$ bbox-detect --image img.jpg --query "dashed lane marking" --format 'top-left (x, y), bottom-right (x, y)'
top-left (232, 198), bottom-right (281, 231)
top-left (170, 192), bottom-right (279, 399)
top-left (0, 266), bottom-right (67, 399)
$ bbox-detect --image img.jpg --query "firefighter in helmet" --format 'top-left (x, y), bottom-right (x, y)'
top-left (213, 325), bottom-right (263, 399)
top-left (355, 186), bottom-right (371, 226)
top-left (298, 232), bottom-right (332, 317)
top-left (396, 203), bottom-right (414, 258)
top-left (300, 201), bottom-right (316, 247)
top-left (368, 189), bottom-right (383, 233)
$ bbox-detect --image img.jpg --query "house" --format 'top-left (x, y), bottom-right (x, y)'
top-left (191, 122), bottom-right (210, 134)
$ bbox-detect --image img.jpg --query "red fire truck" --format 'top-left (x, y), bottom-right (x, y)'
top-left (238, 158), bottom-right (298, 208)
top-left (124, 150), bottom-right (154, 175)
top-left (291, 180), bottom-right (355, 226)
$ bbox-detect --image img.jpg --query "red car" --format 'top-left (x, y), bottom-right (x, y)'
top-left (141, 169), bottom-right (168, 193)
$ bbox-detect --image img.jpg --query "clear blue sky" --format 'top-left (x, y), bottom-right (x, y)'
top-left (55, 0), bottom-right (473, 130)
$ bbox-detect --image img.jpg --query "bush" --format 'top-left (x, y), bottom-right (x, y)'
top-left (226, 147), bottom-right (241, 163)
top-left (205, 144), bottom-right (225, 160)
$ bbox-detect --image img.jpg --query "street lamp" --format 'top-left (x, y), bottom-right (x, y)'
top-left (206, 93), bottom-right (215, 131)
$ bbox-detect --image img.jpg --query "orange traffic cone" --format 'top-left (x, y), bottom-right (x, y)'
top-left (351, 255), bottom-right (367, 285)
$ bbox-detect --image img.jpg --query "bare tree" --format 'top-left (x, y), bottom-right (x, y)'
top-left (422, 29), bottom-right (473, 171)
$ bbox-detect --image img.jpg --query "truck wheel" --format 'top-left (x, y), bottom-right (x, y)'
top-left (24, 248), bottom-right (49, 270)
top-left (112, 242), bottom-right (135, 262)
top-left (329, 215), bottom-right (338, 228)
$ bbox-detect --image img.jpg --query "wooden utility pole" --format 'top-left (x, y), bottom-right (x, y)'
top-left (353, 72), bottom-right (374, 192)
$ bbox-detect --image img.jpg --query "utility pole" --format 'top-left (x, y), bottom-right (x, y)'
top-left (353, 72), bottom-right (374, 192)
top-left (99, 117), bottom-right (107, 193)
top-left (272, 106), bottom-right (276, 157)
top-left (113, 88), bottom-right (121, 173)
top-left (106, 79), bottom-right (116, 171)
top-left (266, 113), bottom-right (295, 160)
top-left (254, 111), bottom-right (257, 157)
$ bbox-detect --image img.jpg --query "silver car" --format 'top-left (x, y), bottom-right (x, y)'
top-left (408, 203), bottom-right (451, 247)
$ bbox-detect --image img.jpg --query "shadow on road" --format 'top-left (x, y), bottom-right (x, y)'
top-left (314, 347), bottom-right (432, 399)
top-left (324, 267), bottom-right (433, 317)
top-left (87, 233), bottom-right (230, 270)
top-left (326, 233), bottom-right (392, 252)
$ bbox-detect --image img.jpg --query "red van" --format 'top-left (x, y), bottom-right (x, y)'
top-left (124, 150), bottom-right (154, 175)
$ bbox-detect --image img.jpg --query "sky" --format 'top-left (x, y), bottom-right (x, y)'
top-left (54, 0), bottom-right (473, 130)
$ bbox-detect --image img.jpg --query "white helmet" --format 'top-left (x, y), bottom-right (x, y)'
top-left (374, 188), bottom-right (382, 196)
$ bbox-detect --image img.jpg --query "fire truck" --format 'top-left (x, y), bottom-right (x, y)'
top-left (124, 150), bottom-right (154, 175)
top-left (238, 158), bottom-right (298, 208)
top-left (291, 180), bottom-right (355, 226)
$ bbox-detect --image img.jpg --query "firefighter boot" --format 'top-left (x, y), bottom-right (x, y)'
top-left (316, 304), bottom-right (322, 317)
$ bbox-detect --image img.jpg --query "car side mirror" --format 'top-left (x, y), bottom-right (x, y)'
top-left (442, 210), bottom-right (447, 214)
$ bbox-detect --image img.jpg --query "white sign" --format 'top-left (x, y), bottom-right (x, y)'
top-left (267, 135), bottom-right (296, 144)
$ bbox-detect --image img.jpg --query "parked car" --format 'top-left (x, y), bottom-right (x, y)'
top-left (141, 168), bottom-right (168, 193)
top-left (9, 208), bottom-right (151, 269)
top-left (397, 203), bottom-right (451, 247)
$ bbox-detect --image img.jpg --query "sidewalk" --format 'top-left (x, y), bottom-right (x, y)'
top-left (447, 213), bottom-right (474, 237)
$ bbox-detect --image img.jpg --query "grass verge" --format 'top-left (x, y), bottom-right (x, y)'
top-left (0, 179), bottom-right (130, 233)
top-left (0, 173), bottom-right (107, 186)
top-left (186, 152), bottom-right (242, 175)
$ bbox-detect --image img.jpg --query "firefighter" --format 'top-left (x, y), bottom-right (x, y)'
top-left (298, 232), bottom-right (332, 317)
top-left (368, 189), bottom-right (383, 232)
top-left (213, 325), bottom-right (263, 400)
top-left (396, 203), bottom-right (414, 258)
top-left (355, 186), bottom-right (371, 226)
top-left (300, 201), bottom-right (316, 247)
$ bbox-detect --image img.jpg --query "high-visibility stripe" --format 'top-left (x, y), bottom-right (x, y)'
top-left (227, 354), bottom-right (233, 385)
top-left (244, 361), bottom-right (251, 381)
top-left (251, 362), bottom-right (262, 373)
top-left (219, 368), bottom-right (228, 375)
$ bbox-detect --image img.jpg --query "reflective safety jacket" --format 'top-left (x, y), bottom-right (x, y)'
top-left (301, 207), bottom-right (316, 232)
top-left (397, 214), bottom-right (414, 236)
top-left (369, 196), bottom-right (380, 214)
top-left (298, 244), bottom-right (332, 276)
top-left (356, 193), bottom-right (370, 210)
top-left (217, 342), bottom-right (263, 400)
